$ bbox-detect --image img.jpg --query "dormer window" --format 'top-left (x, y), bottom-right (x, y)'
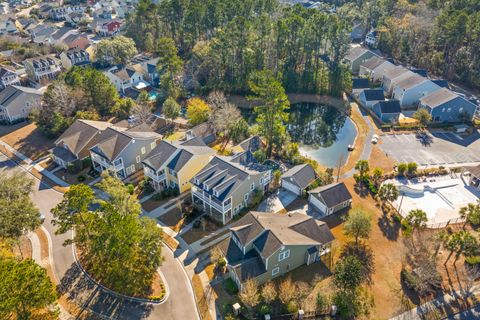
top-left (195, 178), bottom-right (199, 185)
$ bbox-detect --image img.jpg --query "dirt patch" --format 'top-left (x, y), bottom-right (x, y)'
top-left (0, 123), bottom-right (54, 160)
top-left (181, 218), bottom-right (222, 245)
top-left (141, 198), bottom-right (169, 212)
top-left (369, 144), bottom-right (396, 172)
top-left (192, 274), bottom-right (213, 320)
top-left (158, 206), bottom-right (185, 233)
top-left (12, 235), bottom-right (32, 259)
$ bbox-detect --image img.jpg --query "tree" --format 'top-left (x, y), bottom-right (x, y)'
top-left (207, 91), bottom-right (243, 147)
top-left (261, 281), bottom-right (277, 304)
top-left (377, 183), bottom-right (399, 206)
top-left (186, 97), bottom-right (211, 126)
top-left (333, 287), bottom-right (373, 320)
top-left (156, 37), bottom-right (183, 99)
top-left (404, 209), bottom-right (428, 236)
top-left (95, 35), bottom-right (138, 66)
top-left (0, 258), bottom-right (58, 319)
top-left (413, 108), bottom-right (432, 128)
top-left (355, 160), bottom-right (369, 180)
top-left (278, 276), bottom-right (296, 305)
top-left (239, 278), bottom-right (260, 314)
top-left (162, 97), bottom-right (181, 124)
top-left (75, 110), bottom-right (100, 121)
top-left (112, 97), bottom-right (135, 119)
top-left (444, 230), bottom-right (478, 264)
top-left (340, 242), bottom-right (375, 285)
top-left (0, 172), bottom-right (41, 240)
top-left (397, 163), bottom-right (407, 176)
top-left (407, 162), bottom-right (418, 175)
top-left (51, 174), bottom-right (163, 296)
top-left (248, 70), bottom-right (290, 158)
top-left (343, 209), bottom-right (372, 246)
top-left (371, 167), bottom-right (383, 187)
top-left (459, 203), bottom-right (480, 229)
top-left (334, 255), bottom-right (365, 292)
top-left (228, 118), bottom-right (249, 144)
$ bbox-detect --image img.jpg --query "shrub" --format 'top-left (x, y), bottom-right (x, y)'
top-left (286, 301), bottom-right (298, 314)
top-left (67, 160), bottom-right (83, 174)
top-left (82, 157), bottom-right (92, 169)
top-left (258, 304), bottom-right (272, 315)
top-left (400, 269), bottom-right (417, 290)
top-left (77, 175), bottom-right (86, 182)
top-left (407, 162), bottom-right (418, 175)
top-left (152, 192), bottom-right (163, 201)
top-left (224, 278), bottom-right (238, 295)
top-left (397, 163), bottom-right (407, 176)
top-left (392, 213), bottom-right (402, 223)
top-left (465, 256), bottom-right (480, 266)
top-left (126, 183), bottom-right (135, 195)
top-left (218, 257), bottom-right (227, 268)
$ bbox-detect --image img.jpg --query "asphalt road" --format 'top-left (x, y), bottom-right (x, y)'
top-left (0, 154), bottom-right (199, 320)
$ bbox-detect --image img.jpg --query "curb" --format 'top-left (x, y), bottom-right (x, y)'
top-left (71, 239), bottom-right (168, 305)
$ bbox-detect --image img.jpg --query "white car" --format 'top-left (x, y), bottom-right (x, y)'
top-left (371, 134), bottom-right (379, 144)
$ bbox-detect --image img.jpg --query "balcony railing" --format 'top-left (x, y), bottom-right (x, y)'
top-left (192, 188), bottom-right (232, 213)
top-left (92, 155), bottom-right (123, 172)
top-left (145, 170), bottom-right (166, 182)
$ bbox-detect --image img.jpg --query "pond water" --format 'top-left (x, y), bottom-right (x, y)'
top-left (287, 103), bottom-right (357, 168)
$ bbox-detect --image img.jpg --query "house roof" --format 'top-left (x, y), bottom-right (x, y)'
top-left (282, 163), bottom-right (317, 190)
top-left (346, 46), bottom-right (375, 61)
top-left (352, 78), bottom-right (369, 89)
top-left (309, 182), bottom-right (352, 208)
top-left (411, 68), bottom-right (428, 77)
top-left (419, 88), bottom-right (459, 108)
top-left (55, 119), bottom-right (113, 156)
top-left (0, 66), bottom-right (17, 78)
top-left (383, 66), bottom-right (410, 81)
top-left (374, 100), bottom-right (401, 114)
top-left (360, 56), bottom-right (386, 71)
top-left (237, 135), bottom-right (263, 153)
top-left (362, 89), bottom-right (384, 101)
top-left (51, 26), bottom-right (73, 40)
top-left (0, 85), bottom-right (42, 108)
top-left (467, 165), bottom-right (480, 179)
top-left (52, 146), bottom-right (76, 163)
top-left (187, 122), bottom-right (215, 140)
top-left (231, 211), bottom-right (335, 259)
top-left (91, 123), bottom-right (161, 161)
top-left (431, 79), bottom-right (449, 89)
top-left (394, 74), bottom-right (430, 91)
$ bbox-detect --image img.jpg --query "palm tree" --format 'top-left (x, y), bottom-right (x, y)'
top-left (355, 160), bottom-right (369, 179)
top-left (444, 231), bottom-right (478, 265)
top-left (405, 209), bottom-right (428, 230)
top-left (372, 168), bottom-right (383, 187)
top-left (377, 183), bottom-right (399, 206)
top-left (459, 203), bottom-right (480, 229)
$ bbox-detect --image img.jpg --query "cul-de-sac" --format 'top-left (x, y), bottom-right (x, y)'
top-left (1, 0), bottom-right (480, 319)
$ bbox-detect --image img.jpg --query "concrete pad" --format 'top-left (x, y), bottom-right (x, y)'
top-left (257, 189), bottom-right (298, 213)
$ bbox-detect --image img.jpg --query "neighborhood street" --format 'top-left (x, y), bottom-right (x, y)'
top-left (0, 154), bottom-right (199, 320)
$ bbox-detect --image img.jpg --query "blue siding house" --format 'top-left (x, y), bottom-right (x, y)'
top-left (373, 100), bottom-right (401, 123)
top-left (419, 88), bottom-right (477, 123)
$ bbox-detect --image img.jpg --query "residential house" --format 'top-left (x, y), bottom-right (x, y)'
top-left (185, 122), bottom-right (216, 145)
top-left (419, 88), bottom-right (478, 123)
top-left (52, 119), bottom-right (113, 169)
top-left (131, 55), bottom-right (159, 86)
top-left (232, 135), bottom-right (264, 154)
top-left (0, 17), bottom-right (19, 35)
top-left (59, 49), bottom-right (91, 69)
top-left (90, 123), bottom-right (162, 179)
top-left (308, 182), bottom-right (352, 215)
top-left (392, 74), bottom-right (441, 108)
top-left (51, 26), bottom-right (77, 45)
top-left (219, 211), bottom-right (335, 289)
top-left (142, 137), bottom-right (216, 193)
top-left (95, 19), bottom-right (121, 36)
top-left (0, 85), bottom-right (42, 123)
top-left (191, 153), bottom-right (272, 224)
top-left (0, 66), bottom-right (20, 90)
top-left (382, 67), bottom-right (412, 96)
top-left (350, 22), bottom-right (366, 41)
top-left (345, 46), bottom-right (377, 74)
top-left (465, 165), bottom-right (480, 191)
top-left (62, 33), bottom-right (91, 50)
top-left (365, 30), bottom-right (378, 47)
top-left (23, 56), bottom-right (61, 83)
top-left (372, 100), bottom-right (401, 123)
top-left (50, 6), bottom-right (85, 20)
top-left (281, 163), bottom-right (318, 196)
top-left (105, 64), bottom-right (145, 94)
top-left (359, 88), bottom-right (385, 109)
top-left (29, 24), bottom-right (57, 44)
top-left (359, 56), bottom-right (396, 83)
top-left (351, 78), bottom-right (370, 96)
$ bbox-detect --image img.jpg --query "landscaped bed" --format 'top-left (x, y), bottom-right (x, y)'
top-left (53, 167), bottom-right (95, 185)
top-left (157, 206), bottom-right (185, 232)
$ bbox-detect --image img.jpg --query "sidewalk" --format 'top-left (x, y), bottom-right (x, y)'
top-left (0, 139), bottom-right (69, 187)
top-left (143, 192), bottom-right (190, 219)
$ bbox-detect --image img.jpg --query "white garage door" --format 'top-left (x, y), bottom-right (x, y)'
top-left (282, 180), bottom-right (301, 196)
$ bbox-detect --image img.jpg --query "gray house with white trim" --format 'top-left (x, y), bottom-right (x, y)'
top-left (308, 182), bottom-right (352, 215)
top-left (345, 47), bottom-right (378, 74)
top-left (392, 74), bottom-right (441, 108)
top-left (281, 163), bottom-right (318, 196)
top-left (419, 88), bottom-right (477, 123)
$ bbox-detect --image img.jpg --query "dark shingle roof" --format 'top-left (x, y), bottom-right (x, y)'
top-left (374, 100), bottom-right (401, 114)
top-left (282, 163), bottom-right (318, 190)
top-left (352, 78), bottom-right (370, 89)
top-left (360, 56), bottom-right (385, 70)
top-left (362, 89), bottom-right (384, 101)
top-left (238, 135), bottom-right (263, 153)
top-left (55, 120), bottom-right (112, 157)
top-left (309, 182), bottom-right (352, 208)
top-left (142, 140), bottom-right (178, 170)
top-left (432, 79), bottom-right (449, 88)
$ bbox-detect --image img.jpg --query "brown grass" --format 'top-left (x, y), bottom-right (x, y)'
top-left (12, 235), bottom-right (32, 259)
top-left (369, 144), bottom-right (396, 172)
top-left (162, 233), bottom-right (179, 251)
top-left (192, 274), bottom-right (213, 320)
top-left (141, 198), bottom-right (169, 212)
top-left (180, 219), bottom-right (221, 245)
top-left (0, 123), bottom-right (54, 160)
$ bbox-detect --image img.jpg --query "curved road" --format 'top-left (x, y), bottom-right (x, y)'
top-left (0, 154), bottom-right (199, 320)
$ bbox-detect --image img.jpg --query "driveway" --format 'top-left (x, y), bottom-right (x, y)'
top-left (0, 154), bottom-right (199, 320)
top-left (257, 189), bottom-right (298, 213)
top-left (379, 131), bottom-right (480, 166)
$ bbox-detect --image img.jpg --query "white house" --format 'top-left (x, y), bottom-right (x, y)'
top-left (382, 67), bottom-right (413, 96)
top-left (392, 74), bottom-right (441, 108)
top-left (0, 85), bottom-right (43, 123)
top-left (359, 56), bottom-right (396, 83)
top-left (104, 65), bottom-right (145, 94)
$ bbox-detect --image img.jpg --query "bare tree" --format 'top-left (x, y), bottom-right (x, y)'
top-left (239, 278), bottom-right (260, 314)
top-left (207, 90), bottom-right (242, 148)
top-left (261, 281), bottom-right (277, 304)
top-left (278, 276), bottom-right (296, 305)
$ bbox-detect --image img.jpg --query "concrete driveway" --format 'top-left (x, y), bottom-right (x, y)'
top-left (0, 154), bottom-right (199, 320)
top-left (257, 189), bottom-right (298, 213)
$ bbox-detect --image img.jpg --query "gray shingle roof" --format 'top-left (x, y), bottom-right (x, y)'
top-left (309, 182), bottom-right (352, 208)
top-left (346, 47), bottom-right (375, 61)
top-left (420, 88), bottom-right (459, 108)
top-left (282, 163), bottom-right (318, 190)
top-left (352, 78), bottom-right (370, 89)
top-left (360, 56), bottom-right (386, 70)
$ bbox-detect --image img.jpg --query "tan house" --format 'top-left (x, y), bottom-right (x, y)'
top-left (219, 211), bottom-right (334, 290)
top-left (142, 137), bottom-right (216, 193)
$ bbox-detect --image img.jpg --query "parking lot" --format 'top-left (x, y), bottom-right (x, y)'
top-left (379, 131), bottom-right (480, 166)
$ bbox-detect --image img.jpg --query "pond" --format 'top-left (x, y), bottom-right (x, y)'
top-left (288, 103), bottom-right (357, 168)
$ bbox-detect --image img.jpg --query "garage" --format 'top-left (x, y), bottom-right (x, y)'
top-left (281, 179), bottom-right (301, 196)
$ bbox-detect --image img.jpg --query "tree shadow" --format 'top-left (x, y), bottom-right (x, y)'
top-left (58, 263), bottom-right (153, 319)
top-left (353, 183), bottom-right (369, 198)
top-left (377, 213), bottom-right (400, 241)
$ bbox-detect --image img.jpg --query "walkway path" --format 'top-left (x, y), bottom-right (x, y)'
top-left (341, 102), bottom-right (375, 179)
top-left (390, 286), bottom-right (480, 320)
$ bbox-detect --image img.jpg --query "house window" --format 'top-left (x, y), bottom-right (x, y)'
top-left (136, 156), bottom-right (141, 163)
top-left (447, 108), bottom-right (452, 112)
top-left (278, 249), bottom-right (290, 262)
top-left (272, 267), bottom-right (279, 276)
top-left (459, 107), bottom-right (463, 112)
top-left (151, 142), bottom-right (156, 150)
top-left (244, 193), bottom-right (249, 201)
top-left (141, 147), bottom-right (146, 155)
top-left (250, 183), bottom-right (255, 191)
